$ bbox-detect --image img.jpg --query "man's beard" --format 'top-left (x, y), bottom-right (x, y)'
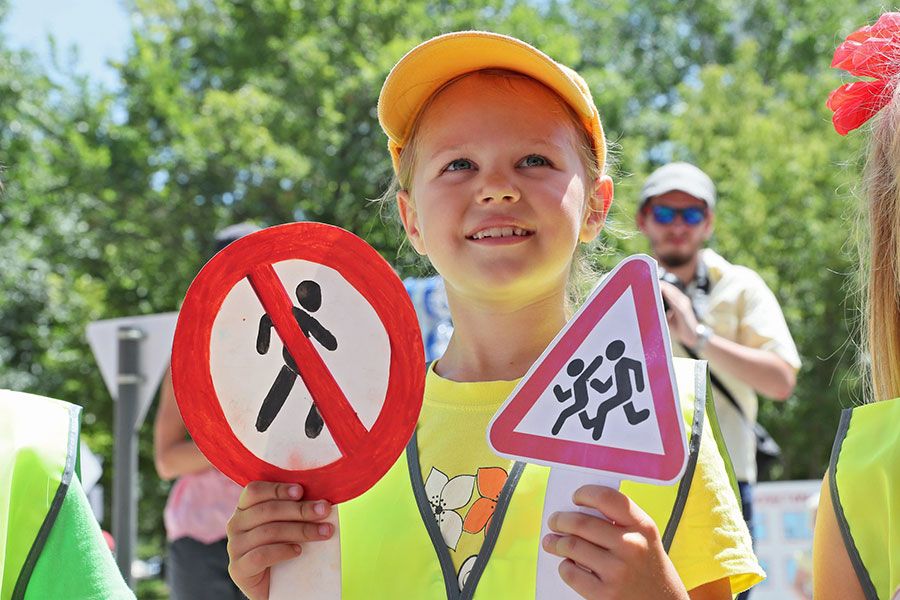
top-left (657, 250), bottom-right (695, 269)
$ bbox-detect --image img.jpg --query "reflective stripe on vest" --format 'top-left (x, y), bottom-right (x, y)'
top-left (0, 392), bottom-right (81, 600)
top-left (829, 397), bottom-right (900, 600)
top-left (340, 358), bottom-right (717, 599)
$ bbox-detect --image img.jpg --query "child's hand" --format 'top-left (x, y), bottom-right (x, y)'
top-left (542, 485), bottom-right (689, 600)
top-left (226, 482), bottom-right (334, 600)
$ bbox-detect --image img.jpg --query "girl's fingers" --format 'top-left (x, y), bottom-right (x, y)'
top-left (237, 482), bottom-right (305, 510)
top-left (557, 558), bottom-right (604, 599)
top-left (228, 520), bottom-right (333, 558)
top-left (547, 510), bottom-right (621, 550)
top-left (230, 498), bottom-right (332, 535)
top-left (572, 485), bottom-right (656, 536)
top-left (229, 542), bottom-right (302, 584)
top-left (543, 532), bottom-right (613, 575)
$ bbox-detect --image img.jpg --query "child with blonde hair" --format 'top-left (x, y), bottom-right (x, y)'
top-left (224, 31), bottom-right (761, 599)
top-left (817, 12), bottom-right (900, 600)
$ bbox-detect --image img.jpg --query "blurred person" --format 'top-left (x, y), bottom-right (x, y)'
top-left (0, 390), bottom-right (134, 599)
top-left (154, 223), bottom-right (260, 600)
top-left (404, 274), bottom-right (453, 362)
top-left (816, 12), bottom-right (900, 600)
top-left (637, 162), bottom-right (801, 599)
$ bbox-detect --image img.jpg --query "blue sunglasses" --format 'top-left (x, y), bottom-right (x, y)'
top-left (649, 205), bottom-right (708, 226)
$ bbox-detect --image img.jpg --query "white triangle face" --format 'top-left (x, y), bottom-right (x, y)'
top-left (86, 312), bottom-right (179, 426)
top-left (511, 287), bottom-right (664, 455)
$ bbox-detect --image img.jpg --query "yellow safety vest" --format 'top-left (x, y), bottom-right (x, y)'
top-left (0, 391), bottom-right (80, 600)
top-left (340, 358), bottom-right (735, 599)
top-left (829, 397), bottom-right (900, 600)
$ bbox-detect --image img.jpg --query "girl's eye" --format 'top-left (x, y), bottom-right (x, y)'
top-left (520, 154), bottom-right (550, 168)
top-left (444, 158), bottom-right (474, 172)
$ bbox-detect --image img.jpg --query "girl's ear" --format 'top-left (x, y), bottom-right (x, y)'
top-left (397, 190), bottom-right (427, 255)
top-left (580, 175), bottom-right (613, 243)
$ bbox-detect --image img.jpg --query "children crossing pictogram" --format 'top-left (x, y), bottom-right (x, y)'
top-left (552, 339), bottom-right (651, 442)
top-left (551, 355), bottom-right (606, 436)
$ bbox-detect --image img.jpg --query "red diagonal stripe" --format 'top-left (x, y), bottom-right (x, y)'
top-left (247, 264), bottom-right (367, 455)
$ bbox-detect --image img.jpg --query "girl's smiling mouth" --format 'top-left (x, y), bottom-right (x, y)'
top-left (465, 217), bottom-right (537, 243)
top-left (467, 226), bottom-right (535, 241)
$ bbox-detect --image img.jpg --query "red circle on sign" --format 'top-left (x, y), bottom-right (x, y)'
top-left (171, 222), bottom-right (425, 504)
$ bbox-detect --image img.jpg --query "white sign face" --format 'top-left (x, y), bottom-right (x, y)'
top-left (208, 259), bottom-right (391, 470)
top-left (86, 312), bottom-right (179, 426)
top-left (513, 287), bottom-right (664, 456)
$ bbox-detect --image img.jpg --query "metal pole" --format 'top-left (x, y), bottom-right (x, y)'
top-left (113, 326), bottom-right (144, 588)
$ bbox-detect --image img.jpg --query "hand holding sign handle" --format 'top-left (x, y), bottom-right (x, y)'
top-left (538, 468), bottom-right (622, 598)
top-left (226, 482), bottom-right (335, 600)
top-left (172, 223), bottom-right (425, 600)
top-left (540, 472), bottom-right (686, 600)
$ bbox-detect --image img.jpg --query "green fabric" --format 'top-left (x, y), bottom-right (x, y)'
top-left (24, 476), bottom-right (133, 600)
top-left (833, 397), bottom-right (900, 600)
top-left (0, 394), bottom-right (72, 600)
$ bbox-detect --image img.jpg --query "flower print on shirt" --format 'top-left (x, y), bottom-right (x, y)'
top-left (463, 466), bottom-right (508, 535)
top-left (457, 554), bottom-right (478, 591)
top-left (424, 467), bottom-right (475, 550)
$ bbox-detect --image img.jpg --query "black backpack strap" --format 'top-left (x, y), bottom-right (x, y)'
top-left (661, 360), bottom-right (708, 552)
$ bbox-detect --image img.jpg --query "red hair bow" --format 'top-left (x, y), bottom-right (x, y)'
top-left (827, 12), bottom-right (900, 135)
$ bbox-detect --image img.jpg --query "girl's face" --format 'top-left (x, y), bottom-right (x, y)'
top-left (397, 73), bottom-right (611, 310)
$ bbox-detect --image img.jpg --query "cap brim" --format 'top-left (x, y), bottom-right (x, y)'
top-left (641, 182), bottom-right (715, 207)
top-left (378, 31), bottom-right (595, 148)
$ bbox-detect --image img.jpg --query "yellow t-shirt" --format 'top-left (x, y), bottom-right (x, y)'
top-left (416, 365), bottom-right (517, 588)
top-left (417, 363), bottom-right (763, 595)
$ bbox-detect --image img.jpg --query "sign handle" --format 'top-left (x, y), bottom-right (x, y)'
top-left (113, 325), bottom-right (145, 588)
top-left (269, 508), bottom-right (341, 599)
top-left (537, 467), bottom-right (621, 599)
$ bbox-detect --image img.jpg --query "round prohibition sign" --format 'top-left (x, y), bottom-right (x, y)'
top-left (171, 222), bottom-right (425, 503)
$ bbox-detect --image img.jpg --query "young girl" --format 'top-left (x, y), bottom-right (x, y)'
top-left (225, 31), bottom-right (761, 599)
top-left (816, 13), bottom-right (900, 600)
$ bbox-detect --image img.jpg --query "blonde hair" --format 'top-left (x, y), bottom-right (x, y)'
top-left (379, 69), bottom-right (609, 314)
top-left (860, 88), bottom-right (900, 401)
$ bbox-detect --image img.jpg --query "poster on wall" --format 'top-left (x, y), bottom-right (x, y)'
top-left (749, 479), bottom-right (821, 600)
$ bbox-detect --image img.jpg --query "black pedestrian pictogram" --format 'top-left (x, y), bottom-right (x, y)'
top-left (255, 280), bottom-right (337, 437)
top-left (551, 340), bottom-right (650, 441)
top-left (581, 340), bottom-right (650, 440)
top-left (551, 355), bottom-right (610, 435)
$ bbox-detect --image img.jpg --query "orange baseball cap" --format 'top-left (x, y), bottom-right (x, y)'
top-left (378, 31), bottom-right (606, 177)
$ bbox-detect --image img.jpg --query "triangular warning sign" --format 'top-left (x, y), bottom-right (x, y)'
top-left (86, 312), bottom-right (179, 428)
top-left (487, 255), bottom-right (686, 484)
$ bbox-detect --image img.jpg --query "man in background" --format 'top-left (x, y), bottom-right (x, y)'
top-left (637, 162), bottom-right (801, 599)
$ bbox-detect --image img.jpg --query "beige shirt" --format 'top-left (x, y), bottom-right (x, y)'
top-left (671, 249), bottom-right (801, 483)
